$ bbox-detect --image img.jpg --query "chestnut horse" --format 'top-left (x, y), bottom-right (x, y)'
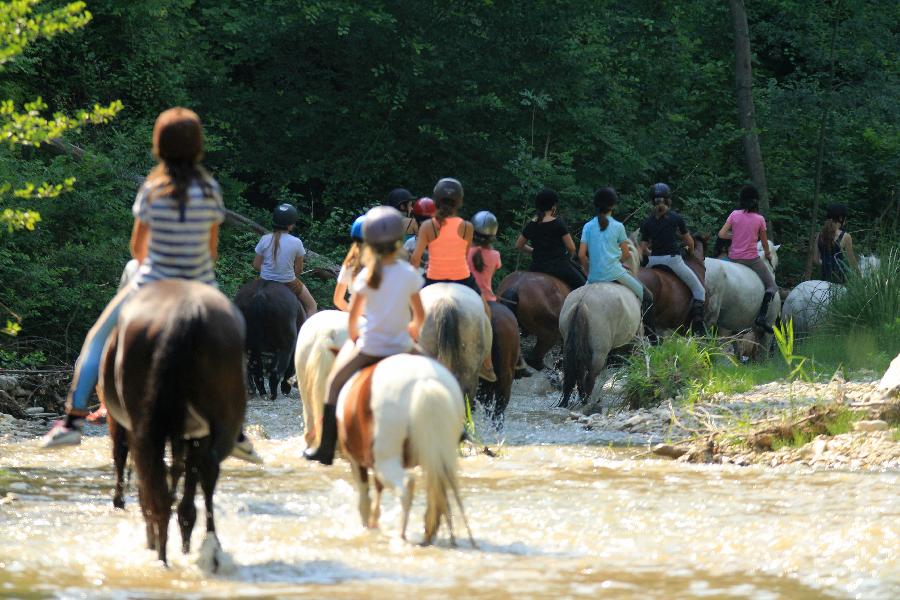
top-left (476, 301), bottom-right (520, 427)
top-left (101, 280), bottom-right (246, 569)
top-left (497, 271), bottom-right (570, 370)
top-left (338, 354), bottom-right (475, 545)
top-left (636, 235), bottom-right (708, 334)
top-left (234, 279), bottom-right (302, 400)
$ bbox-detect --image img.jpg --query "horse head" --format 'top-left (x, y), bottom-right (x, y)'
top-left (623, 238), bottom-right (640, 275)
top-left (757, 240), bottom-right (780, 271)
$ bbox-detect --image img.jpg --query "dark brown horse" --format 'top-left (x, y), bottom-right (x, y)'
top-left (234, 279), bottom-right (302, 400)
top-left (101, 280), bottom-right (247, 568)
top-left (636, 235), bottom-right (708, 333)
top-left (497, 272), bottom-right (570, 369)
top-left (476, 301), bottom-right (520, 427)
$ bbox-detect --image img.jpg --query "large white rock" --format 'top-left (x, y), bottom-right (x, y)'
top-left (878, 353), bottom-right (900, 398)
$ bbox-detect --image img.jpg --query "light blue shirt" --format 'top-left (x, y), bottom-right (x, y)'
top-left (581, 216), bottom-right (627, 283)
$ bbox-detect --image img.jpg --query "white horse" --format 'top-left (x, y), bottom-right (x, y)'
top-left (781, 280), bottom-right (844, 337)
top-left (704, 240), bottom-right (781, 357)
top-left (418, 283), bottom-right (492, 402)
top-left (337, 354), bottom-right (474, 545)
top-left (293, 310), bottom-right (354, 447)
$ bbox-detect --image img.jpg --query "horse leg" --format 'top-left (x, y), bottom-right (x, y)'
top-left (272, 350), bottom-right (291, 400)
top-left (280, 352), bottom-right (295, 396)
top-left (110, 418), bottom-right (128, 509)
top-left (250, 352), bottom-right (265, 397)
top-left (400, 476), bottom-right (415, 541)
top-left (370, 478), bottom-right (384, 530)
top-left (527, 331), bottom-right (556, 370)
top-left (169, 438), bottom-right (186, 506)
top-left (198, 439), bottom-right (223, 572)
top-left (350, 461), bottom-right (371, 528)
top-left (177, 439), bottom-right (201, 555)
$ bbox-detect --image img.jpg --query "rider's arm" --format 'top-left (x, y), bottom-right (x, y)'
top-left (842, 232), bottom-right (859, 271)
top-left (252, 254), bottom-right (263, 272)
top-left (333, 282), bottom-right (349, 311)
top-left (515, 234), bottom-right (533, 254)
top-left (562, 234), bottom-right (576, 257)
top-left (208, 223), bottom-right (220, 262)
top-left (410, 221), bottom-right (434, 268)
top-left (718, 221), bottom-right (733, 240)
top-left (130, 220), bottom-right (150, 264)
top-left (294, 254), bottom-right (305, 278)
top-left (408, 291), bottom-right (425, 342)
top-left (681, 232), bottom-right (695, 254)
top-left (619, 241), bottom-right (633, 263)
top-left (577, 242), bottom-right (589, 272)
top-left (347, 293), bottom-right (365, 342)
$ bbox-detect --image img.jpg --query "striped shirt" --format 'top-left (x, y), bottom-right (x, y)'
top-left (131, 175), bottom-right (225, 287)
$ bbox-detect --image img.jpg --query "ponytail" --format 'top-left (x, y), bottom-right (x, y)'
top-left (362, 241), bottom-right (400, 289)
top-left (820, 218), bottom-right (839, 251)
top-left (341, 241), bottom-right (363, 277)
top-left (147, 162), bottom-right (209, 221)
top-left (270, 229), bottom-right (284, 263)
top-left (599, 213), bottom-right (610, 231)
top-left (434, 196), bottom-right (457, 228)
top-left (472, 248), bottom-right (485, 272)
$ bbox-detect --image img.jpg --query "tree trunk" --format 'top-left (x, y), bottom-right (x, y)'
top-left (803, 7), bottom-right (840, 281)
top-left (729, 0), bottom-right (770, 214)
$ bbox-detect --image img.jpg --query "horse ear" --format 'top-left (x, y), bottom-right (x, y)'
top-left (774, 244), bottom-right (781, 251)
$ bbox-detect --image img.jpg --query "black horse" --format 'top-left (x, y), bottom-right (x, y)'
top-left (100, 280), bottom-right (247, 568)
top-left (234, 279), bottom-right (303, 400)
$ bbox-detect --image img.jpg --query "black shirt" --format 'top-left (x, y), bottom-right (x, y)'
top-left (640, 210), bottom-right (688, 256)
top-left (523, 218), bottom-right (570, 265)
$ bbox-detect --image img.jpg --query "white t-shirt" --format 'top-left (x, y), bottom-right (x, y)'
top-left (255, 232), bottom-right (306, 282)
top-left (352, 261), bottom-right (424, 356)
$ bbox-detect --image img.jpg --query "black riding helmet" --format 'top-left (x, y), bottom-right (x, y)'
top-left (648, 182), bottom-right (671, 203)
top-left (386, 188), bottom-right (414, 210)
top-left (433, 178), bottom-right (464, 204)
top-left (535, 188), bottom-right (559, 212)
top-left (826, 203), bottom-right (848, 220)
top-left (272, 203), bottom-right (298, 228)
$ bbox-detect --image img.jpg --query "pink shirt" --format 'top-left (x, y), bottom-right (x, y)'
top-left (726, 209), bottom-right (766, 260)
top-left (467, 247), bottom-right (501, 301)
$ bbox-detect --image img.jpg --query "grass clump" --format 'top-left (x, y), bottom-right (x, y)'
top-left (622, 336), bottom-right (715, 409)
top-left (765, 407), bottom-right (862, 451)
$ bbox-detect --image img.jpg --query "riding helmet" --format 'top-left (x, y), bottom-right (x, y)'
top-left (349, 215), bottom-right (366, 241)
top-left (826, 203), bottom-right (848, 220)
top-left (362, 206), bottom-right (405, 245)
top-left (535, 188), bottom-right (559, 212)
top-left (593, 187), bottom-right (619, 211)
top-left (473, 211), bottom-right (499, 237)
top-left (412, 197), bottom-right (436, 217)
top-left (433, 178), bottom-right (464, 204)
top-left (648, 182), bottom-right (671, 203)
top-left (386, 188), bottom-right (414, 210)
top-left (272, 203), bottom-right (298, 228)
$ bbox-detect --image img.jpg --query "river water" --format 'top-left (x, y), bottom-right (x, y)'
top-left (1, 376), bottom-right (898, 599)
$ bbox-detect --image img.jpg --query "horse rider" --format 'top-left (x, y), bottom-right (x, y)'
top-left (253, 204), bottom-right (317, 319)
top-left (410, 178), bottom-right (497, 382)
top-left (717, 184), bottom-right (778, 332)
top-left (814, 203), bottom-right (858, 283)
top-left (403, 197), bottom-right (436, 266)
top-left (305, 206), bottom-right (425, 465)
top-left (42, 107), bottom-right (259, 462)
top-left (515, 188), bottom-right (587, 290)
top-left (638, 182), bottom-right (706, 334)
top-left (385, 187), bottom-right (419, 241)
top-left (579, 187), bottom-right (657, 342)
top-left (333, 215), bottom-right (365, 311)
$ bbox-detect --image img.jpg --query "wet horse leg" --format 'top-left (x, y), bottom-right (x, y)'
top-left (177, 439), bottom-right (202, 554)
top-left (169, 439), bottom-right (186, 505)
top-left (350, 461), bottom-right (371, 528)
top-left (399, 476), bottom-right (415, 541)
top-left (269, 350), bottom-right (291, 401)
top-left (198, 440), bottom-right (222, 564)
top-left (110, 419), bottom-right (128, 509)
top-left (280, 351), bottom-right (295, 397)
top-left (370, 478), bottom-right (383, 529)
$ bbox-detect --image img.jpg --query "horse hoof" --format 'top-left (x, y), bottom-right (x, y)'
top-left (113, 497), bottom-right (125, 510)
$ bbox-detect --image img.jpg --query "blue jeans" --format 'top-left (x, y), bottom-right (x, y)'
top-left (66, 286), bottom-right (136, 413)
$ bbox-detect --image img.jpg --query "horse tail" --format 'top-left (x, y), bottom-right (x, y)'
top-left (429, 299), bottom-right (464, 381)
top-left (133, 302), bottom-right (203, 549)
top-left (561, 300), bottom-right (592, 407)
top-left (300, 327), bottom-right (338, 446)
top-left (409, 377), bottom-right (471, 545)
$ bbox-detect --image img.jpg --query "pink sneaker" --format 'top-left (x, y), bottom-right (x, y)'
top-left (40, 419), bottom-right (83, 448)
top-left (86, 406), bottom-right (107, 425)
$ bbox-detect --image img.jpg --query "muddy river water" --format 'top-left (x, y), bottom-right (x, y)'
top-left (1, 378), bottom-right (898, 599)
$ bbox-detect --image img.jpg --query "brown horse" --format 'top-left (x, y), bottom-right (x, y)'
top-left (476, 301), bottom-right (520, 427)
top-left (636, 235), bottom-right (708, 334)
top-left (234, 279), bottom-right (302, 400)
top-left (497, 271), bottom-right (570, 369)
top-left (101, 280), bottom-right (247, 568)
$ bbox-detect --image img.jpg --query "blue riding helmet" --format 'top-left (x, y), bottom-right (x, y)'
top-left (350, 215), bottom-right (366, 241)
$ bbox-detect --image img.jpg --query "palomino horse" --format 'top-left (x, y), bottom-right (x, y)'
top-left (101, 280), bottom-right (246, 568)
top-left (338, 354), bottom-right (475, 545)
top-left (234, 279), bottom-right (302, 400)
top-left (636, 235), bottom-right (708, 333)
top-left (782, 280), bottom-right (843, 337)
top-left (705, 240), bottom-right (781, 358)
top-left (419, 283), bottom-right (492, 403)
top-left (476, 301), bottom-right (520, 427)
top-left (294, 309), bottom-right (352, 448)
top-left (497, 271), bottom-right (570, 370)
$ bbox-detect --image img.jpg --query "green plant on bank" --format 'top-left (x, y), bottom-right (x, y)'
top-left (622, 336), bottom-right (717, 409)
top-left (770, 407), bottom-right (862, 451)
top-left (773, 318), bottom-right (809, 381)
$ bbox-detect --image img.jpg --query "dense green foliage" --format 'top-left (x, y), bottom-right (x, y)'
top-left (0, 0), bottom-right (897, 364)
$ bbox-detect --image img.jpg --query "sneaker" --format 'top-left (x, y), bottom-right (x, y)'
top-left (86, 406), bottom-right (107, 425)
top-left (478, 365), bottom-right (498, 383)
top-left (41, 419), bottom-right (83, 448)
top-left (230, 438), bottom-right (263, 464)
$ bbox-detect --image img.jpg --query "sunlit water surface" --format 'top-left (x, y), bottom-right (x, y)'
top-left (1, 377), bottom-right (898, 599)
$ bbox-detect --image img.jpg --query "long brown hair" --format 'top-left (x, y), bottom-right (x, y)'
top-left (269, 229), bottom-right (286, 263)
top-left (362, 241), bottom-right (400, 289)
top-left (471, 234), bottom-right (492, 272)
top-left (820, 218), bottom-right (841, 251)
top-left (434, 196), bottom-right (458, 229)
top-left (146, 107), bottom-right (208, 221)
top-left (341, 241), bottom-right (364, 277)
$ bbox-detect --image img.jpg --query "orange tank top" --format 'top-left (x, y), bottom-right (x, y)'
top-left (426, 217), bottom-right (471, 280)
